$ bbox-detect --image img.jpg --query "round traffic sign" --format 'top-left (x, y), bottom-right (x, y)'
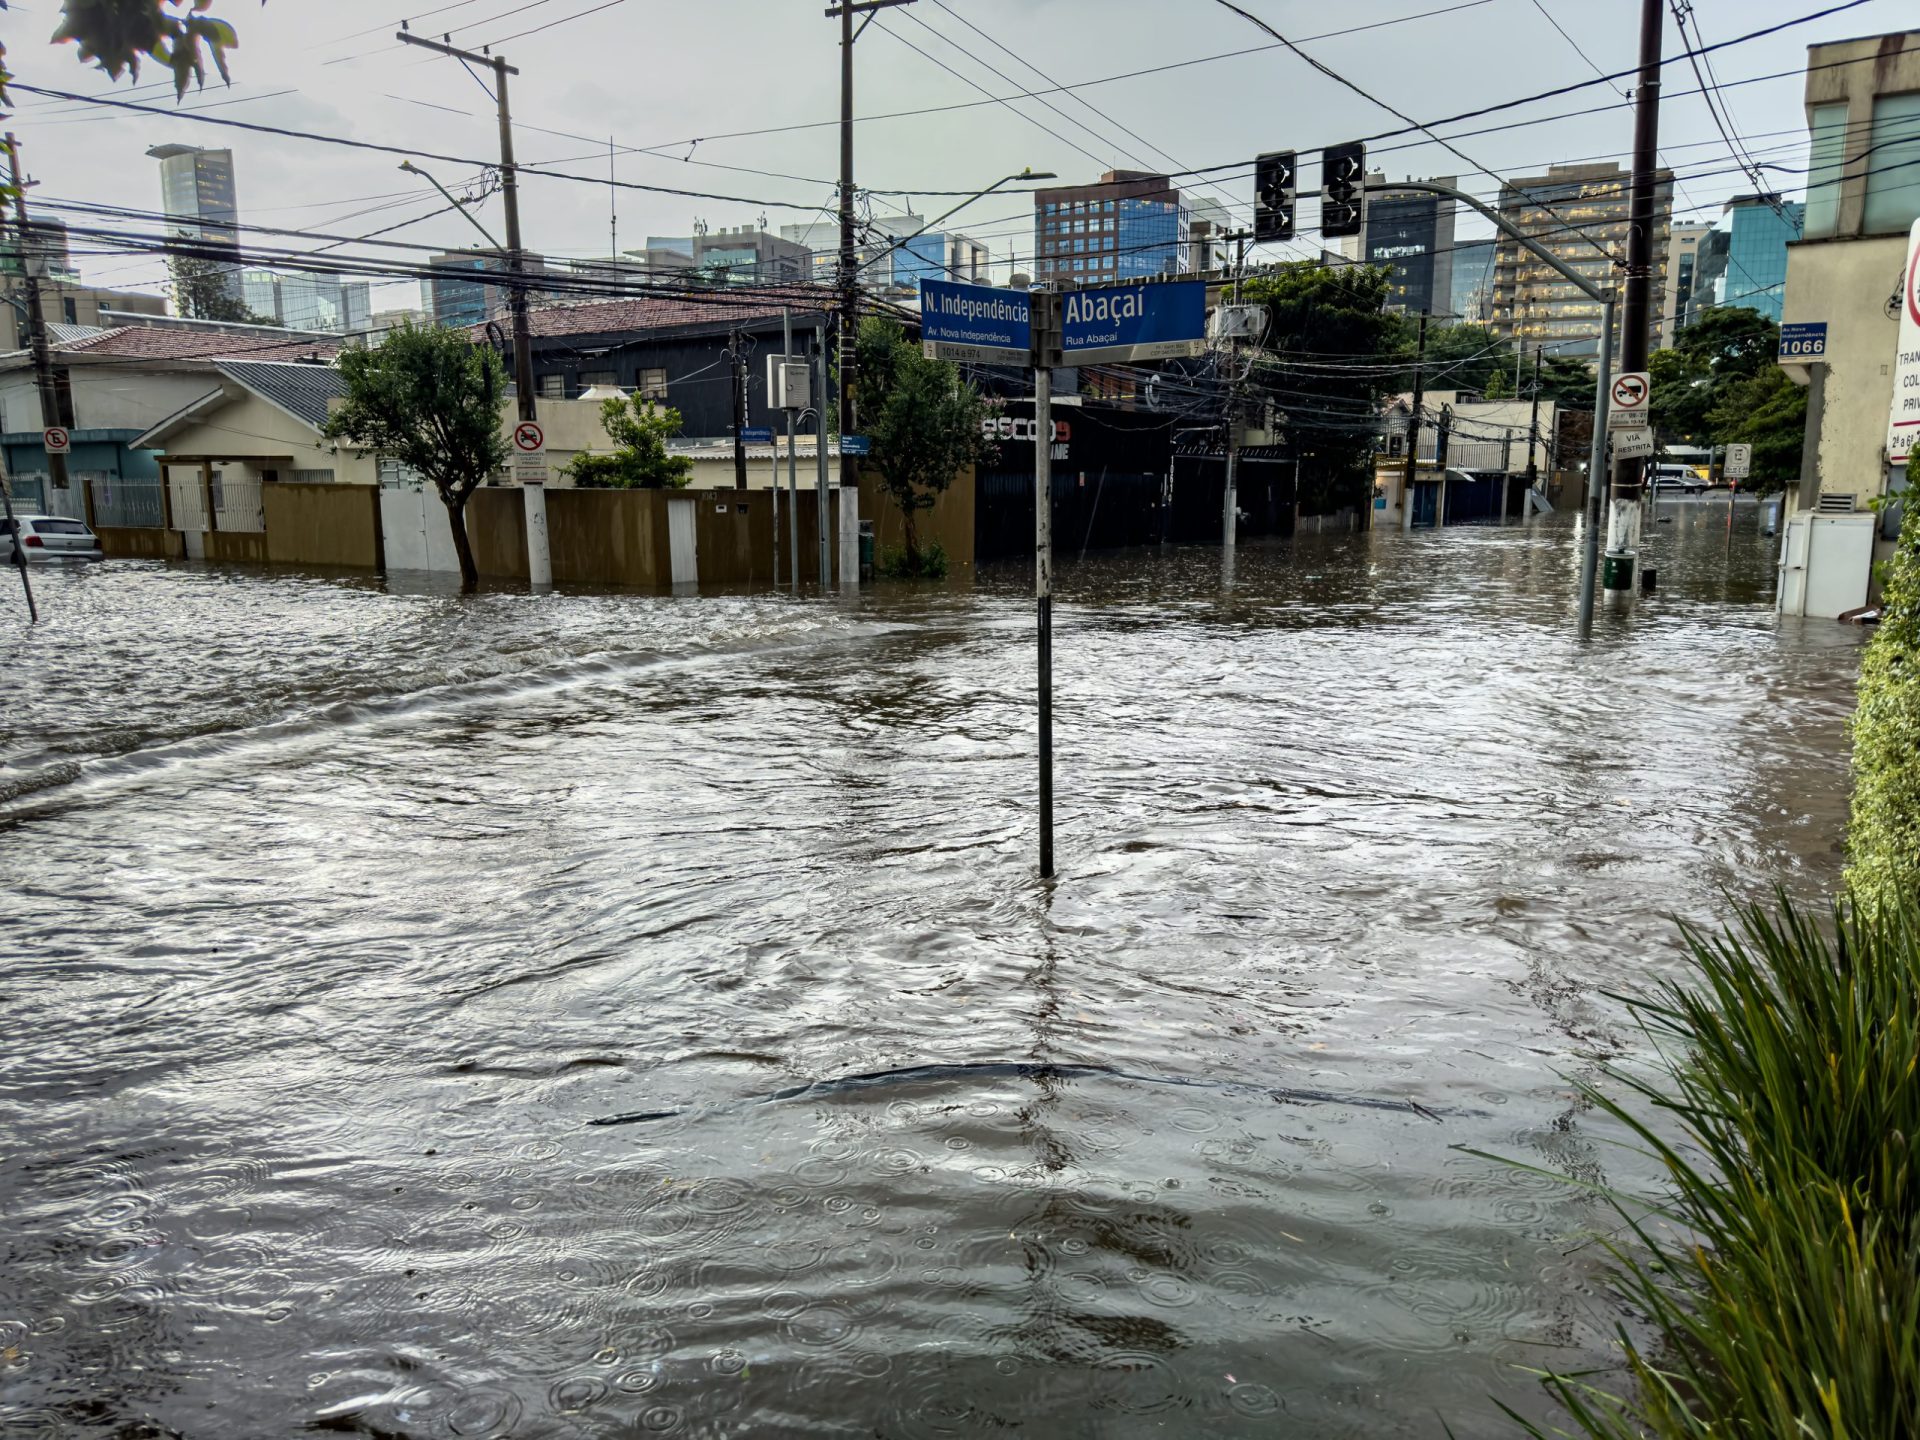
top-left (512, 420), bottom-right (545, 453)
top-left (43, 426), bottom-right (70, 455)
top-left (1611, 374), bottom-right (1649, 409)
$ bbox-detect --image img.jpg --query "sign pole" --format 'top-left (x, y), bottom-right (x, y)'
top-left (1035, 358), bottom-right (1054, 880)
top-left (1578, 298), bottom-right (1616, 639)
top-left (784, 309), bottom-right (799, 591)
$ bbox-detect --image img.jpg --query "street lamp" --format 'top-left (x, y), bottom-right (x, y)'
top-left (859, 168), bottom-right (1057, 283)
top-left (398, 160), bottom-right (502, 251)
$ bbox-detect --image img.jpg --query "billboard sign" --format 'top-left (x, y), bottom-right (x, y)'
top-left (920, 279), bottom-right (1031, 364)
top-left (1058, 281), bottom-right (1207, 366)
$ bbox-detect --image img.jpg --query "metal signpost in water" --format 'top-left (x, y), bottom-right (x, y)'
top-left (924, 277), bottom-right (1205, 878)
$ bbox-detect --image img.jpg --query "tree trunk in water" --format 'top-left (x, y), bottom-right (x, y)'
top-left (444, 490), bottom-right (479, 593)
top-left (901, 503), bottom-right (920, 571)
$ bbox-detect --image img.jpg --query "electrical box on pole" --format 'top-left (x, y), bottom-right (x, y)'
top-left (1320, 142), bottom-right (1366, 239)
top-left (767, 355), bottom-right (811, 411)
top-left (1254, 150), bottom-right (1296, 243)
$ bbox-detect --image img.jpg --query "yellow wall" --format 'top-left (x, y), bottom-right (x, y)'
top-left (263, 483), bottom-right (384, 568)
top-left (859, 466), bottom-right (975, 566)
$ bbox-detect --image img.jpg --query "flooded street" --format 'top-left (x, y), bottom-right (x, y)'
top-left (0, 502), bottom-right (1865, 1438)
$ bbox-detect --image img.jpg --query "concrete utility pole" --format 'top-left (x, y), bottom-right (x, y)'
top-left (1402, 310), bottom-right (1429, 533)
top-left (1526, 345), bottom-right (1544, 500)
top-left (1606, 0), bottom-right (1665, 590)
top-left (396, 33), bottom-right (549, 589)
top-left (5, 134), bottom-right (81, 527)
top-left (815, 330), bottom-right (834, 588)
top-left (825, 2), bottom-right (913, 568)
top-left (783, 308), bottom-right (799, 589)
top-left (1222, 233), bottom-right (1248, 550)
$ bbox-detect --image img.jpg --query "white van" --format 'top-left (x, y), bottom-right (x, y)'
top-left (1647, 464), bottom-right (1705, 496)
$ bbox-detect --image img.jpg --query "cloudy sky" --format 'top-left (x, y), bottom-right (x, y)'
top-left (3, 0), bottom-right (1911, 311)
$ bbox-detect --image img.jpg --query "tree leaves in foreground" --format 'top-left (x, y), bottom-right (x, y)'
top-left (1849, 495), bottom-right (1920, 906)
top-left (0, 0), bottom-right (257, 108)
top-left (565, 396), bottom-right (693, 490)
top-left (855, 315), bottom-right (994, 572)
top-left (322, 323), bottom-right (508, 594)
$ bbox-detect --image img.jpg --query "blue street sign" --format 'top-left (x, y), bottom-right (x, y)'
top-left (738, 426), bottom-right (774, 443)
top-left (840, 434), bottom-right (872, 456)
top-left (1059, 280), bottom-right (1208, 366)
top-left (1778, 322), bottom-right (1828, 362)
top-left (920, 279), bottom-right (1032, 364)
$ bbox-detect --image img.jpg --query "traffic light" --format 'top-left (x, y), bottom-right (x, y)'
top-left (1320, 141), bottom-right (1366, 239)
top-left (1254, 150), bottom-right (1296, 243)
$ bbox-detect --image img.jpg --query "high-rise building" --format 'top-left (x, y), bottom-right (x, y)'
top-left (424, 249), bottom-right (558, 328)
top-left (1451, 240), bottom-right (1497, 324)
top-left (241, 270), bottom-right (375, 334)
top-left (1690, 196), bottom-right (1804, 324)
top-left (1033, 171), bottom-right (1190, 286)
top-left (1490, 161), bottom-right (1675, 359)
top-left (650, 227), bottom-right (811, 286)
top-left (1663, 222), bottom-right (1710, 345)
top-left (1362, 173), bottom-right (1457, 315)
top-left (780, 215), bottom-right (987, 292)
top-left (148, 144), bottom-right (243, 306)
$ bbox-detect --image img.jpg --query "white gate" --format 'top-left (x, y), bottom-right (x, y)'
top-left (378, 484), bottom-right (462, 574)
top-left (667, 498), bottom-right (698, 587)
top-left (168, 467), bottom-right (207, 559)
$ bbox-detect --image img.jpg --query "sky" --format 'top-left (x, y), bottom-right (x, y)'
top-left (2, 0), bottom-right (1914, 312)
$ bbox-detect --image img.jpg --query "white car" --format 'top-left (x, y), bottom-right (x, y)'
top-left (0, 514), bottom-right (105, 564)
top-left (1647, 464), bottom-right (1706, 496)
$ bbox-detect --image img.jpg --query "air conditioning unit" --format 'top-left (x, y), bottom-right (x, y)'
top-left (767, 355), bottom-right (811, 411)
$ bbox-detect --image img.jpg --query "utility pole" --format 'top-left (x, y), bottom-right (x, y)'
top-left (1525, 345), bottom-right (1544, 500)
top-left (1033, 294), bottom-right (1057, 881)
top-left (1605, 0), bottom-right (1664, 590)
top-left (1222, 233), bottom-right (1248, 551)
top-left (1434, 401), bottom-right (1452, 529)
top-left (730, 328), bottom-right (748, 491)
top-left (828, 0), bottom-right (916, 563)
top-left (396, 33), bottom-right (549, 590)
top-left (1402, 310), bottom-right (1429, 533)
top-left (815, 329), bottom-right (834, 588)
top-left (5, 134), bottom-right (81, 527)
top-left (1499, 426), bottom-right (1512, 523)
top-left (783, 308), bottom-right (799, 589)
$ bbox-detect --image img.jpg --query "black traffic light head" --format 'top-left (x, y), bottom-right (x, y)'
top-left (1254, 150), bottom-right (1296, 243)
top-left (1321, 141), bottom-right (1366, 239)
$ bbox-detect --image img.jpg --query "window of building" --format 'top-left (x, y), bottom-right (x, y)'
top-left (639, 368), bottom-right (668, 400)
top-left (61, 297), bottom-right (77, 324)
top-left (1803, 102), bottom-right (1850, 238)
top-left (538, 374), bottom-right (565, 398)
top-left (579, 370), bottom-right (617, 391)
top-left (1865, 92), bottom-right (1920, 236)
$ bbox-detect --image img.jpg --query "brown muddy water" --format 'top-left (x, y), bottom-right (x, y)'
top-left (0, 501), bottom-right (1866, 1437)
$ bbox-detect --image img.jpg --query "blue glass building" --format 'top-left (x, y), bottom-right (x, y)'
top-left (1712, 194), bottom-right (1797, 320)
top-left (1033, 171), bottom-right (1190, 286)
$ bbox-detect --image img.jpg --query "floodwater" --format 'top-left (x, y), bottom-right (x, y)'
top-left (0, 499), bottom-right (1866, 1438)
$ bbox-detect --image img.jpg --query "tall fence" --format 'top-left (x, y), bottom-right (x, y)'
top-left (89, 478), bottom-right (166, 529)
top-left (210, 474), bottom-right (266, 533)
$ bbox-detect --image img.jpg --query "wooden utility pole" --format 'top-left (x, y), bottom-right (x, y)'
top-left (1525, 345), bottom-right (1544, 497)
top-left (5, 133), bottom-right (81, 526)
top-left (730, 328), bottom-right (748, 490)
top-left (1606, 0), bottom-right (1664, 582)
top-left (1401, 310), bottom-right (1429, 533)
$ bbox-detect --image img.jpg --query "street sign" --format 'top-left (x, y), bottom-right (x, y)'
top-left (1607, 370), bottom-right (1651, 429)
top-left (840, 434), bottom-right (871, 456)
top-left (1612, 427), bottom-right (1655, 460)
top-left (42, 427), bottom-right (69, 455)
top-left (738, 427), bottom-right (774, 444)
top-left (1058, 280), bottom-right (1207, 366)
top-left (1778, 322), bottom-right (1828, 361)
top-left (1889, 217), bottom-right (1920, 466)
top-left (920, 278), bottom-right (1031, 364)
top-left (510, 419), bottom-right (547, 485)
top-left (1725, 443), bottom-right (1752, 479)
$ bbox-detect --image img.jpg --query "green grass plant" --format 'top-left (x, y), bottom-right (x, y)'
top-left (1501, 893), bottom-right (1920, 1437)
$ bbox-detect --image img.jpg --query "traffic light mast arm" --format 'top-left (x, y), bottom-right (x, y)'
top-left (1362, 179), bottom-right (1610, 304)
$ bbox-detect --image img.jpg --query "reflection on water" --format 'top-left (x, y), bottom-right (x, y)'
top-left (0, 505), bottom-right (1862, 1436)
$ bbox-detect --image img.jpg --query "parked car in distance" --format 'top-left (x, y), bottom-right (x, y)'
top-left (0, 514), bottom-right (105, 564)
top-left (1647, 464), bottom-right (1707, 496)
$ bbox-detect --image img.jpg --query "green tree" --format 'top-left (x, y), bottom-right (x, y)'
top-left (0, 0), bottom-right (254, 107)
top-left (564, 395), bottom-right (693, 490)
top-left (322, 322), bottom-right (508, 593)
top-left (1648, 347), bottom-right (1715, 444)
top-left (1675, 305), bottom-right (1779, 380)
top-left (1850, 500), bottom-right (1920, 904)
top-left (1706, 366), bottom-right (1808, 490)
top-left (1646, 312), bottom-right (1806, 483)
top-left (854, 314), bottom-right (994, 570)
top-left (1244, 263), bottom-right (1403, 512)
top-left (168, 255), bottom-right (272, 325)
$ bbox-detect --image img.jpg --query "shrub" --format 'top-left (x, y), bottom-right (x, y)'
top-left (876, 541), bottom-right (948, 580)
top-left (1849, 508), bottom-right (1920, 905)
top-left (1502, 894), bottom-right (1920, 1437)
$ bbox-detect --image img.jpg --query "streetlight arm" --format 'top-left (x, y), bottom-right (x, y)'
top-left (1363, 180), bottom-right (1613, 305)
top-left (401, 161), bottom-right (503, 250)
top-left (857, 170), bottom-right (1055, 280)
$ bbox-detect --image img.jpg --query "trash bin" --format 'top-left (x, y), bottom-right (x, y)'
top-left (1602, 552), bottom-right (1636, 591)
top-left (858, 520), bottom-right (875, 583)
